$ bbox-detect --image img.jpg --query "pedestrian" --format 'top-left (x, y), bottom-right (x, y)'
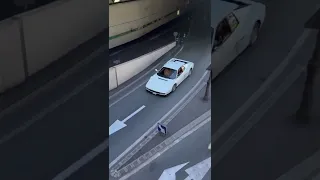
top-left (294, 30), bottom-right (320, 123)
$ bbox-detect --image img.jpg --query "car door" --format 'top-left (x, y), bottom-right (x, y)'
top-left (176, 66), bottom-right (186, 85)
top-left (180, 65), bottom-right (189, 81)
top-left (212, 17), bottom-right (238, 74)
top-left (229, 12), bottom-right (249, 55)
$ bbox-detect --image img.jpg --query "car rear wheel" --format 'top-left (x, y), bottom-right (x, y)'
top-left (172, 84), bottom-right (177, 93)
top-left (188, 68), bottom-right (192, 76)
top-left (249, 21), bottom-right (260, 46)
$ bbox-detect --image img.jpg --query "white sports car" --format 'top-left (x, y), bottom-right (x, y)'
top-left (211, 0), bottom-right (266, 78)
top-left (146, 58), bottom-right (194, 96)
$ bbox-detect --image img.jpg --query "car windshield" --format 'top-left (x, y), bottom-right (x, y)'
top-left (157, 67), bottom-right (177, 79)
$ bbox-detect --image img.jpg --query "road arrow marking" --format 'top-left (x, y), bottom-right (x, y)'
top-left (109, 105), bottom-right (146, 135)
top-left (159, 162), bottom-right (189, 180)
top-left (184, 157), bottom-right (211, 180)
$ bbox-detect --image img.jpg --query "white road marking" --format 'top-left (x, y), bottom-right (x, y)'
top-left (109, 45), bottom-right (184, 105)
top-left (112, 81), bottom-right (208, 174)
top-left (122, 105), bottom-right (146, 123)
top-left (211, 29), bottom-right (312, 145)
top-left (119, 116), bottom-right (211, 180)
top-left (51, 138), bottom-right (108, 180)
top-left (109, 120), bottom-right (127, 136)
top-left (0, 43), bottom-right (108, 121)
top-left (109, 105), bottom-right (146, 135)
top-left (184, 157), bottom-right (211, 180)
top-left (149, 34), bottom-right (162, 41)
top-left (158, 162), bottom-right (189, 180)
top-left (110, 49), bottom-right (124, 56)
top-left (109, 70), bottom-right (209, 168)
top-left (276, 148), bottom-right (320, 180)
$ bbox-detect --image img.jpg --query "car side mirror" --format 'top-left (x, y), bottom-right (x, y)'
top-left (155, 69), bottom-right (158, 72)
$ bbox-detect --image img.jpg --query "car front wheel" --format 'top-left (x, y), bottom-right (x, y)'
top-left (189, 68), bottom-right (192, 76)
top-left (249, 21), bottom-right (260, 46)
top-left (172, 84), bottom-right (177, 93)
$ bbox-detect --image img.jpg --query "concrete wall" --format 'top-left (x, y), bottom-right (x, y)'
top-left (0, 19), bottom-right (25, 93)
top-left (20, 0), bottom-right (107, 75)
top-left (109, 12), bottom-right (176, 48)
top-left (109, 41), bottom-right (176, 91)
top-left (0, 0), bottom-right (107, 93)
top-left (109, 0), bottom-right (183, 48)
top-left (110, 0), bottom-right (181, 26)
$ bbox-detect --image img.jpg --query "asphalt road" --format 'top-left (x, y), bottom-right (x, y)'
top-left (211, 0), bottom-right (319, 134)
top-left (125, 119), bottom-right (211, 180)
top-left (70, 91), bottom-right (211, 180)
top-left (0, 1), bottom-right (208, 180)
top-left (211, 0), bottom-right (320, 179)
top-left (109, 0), bottom-right (211, 163)
top-left (213, 69), bottom-right (320, 180)
top-left (0, 0), bottom-right (318, 179)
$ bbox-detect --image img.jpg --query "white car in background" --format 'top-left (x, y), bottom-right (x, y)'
top-left (146, 58), bottom-right (194, 96)
top-left (211, 0), bottom-right (266, 78)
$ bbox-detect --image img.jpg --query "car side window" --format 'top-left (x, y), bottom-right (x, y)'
top-left (214, 13), bottom-right (239, 48)
top-left (226, 13), bottom-right (239, 32)
top-left (178, 66), bottom-right (185, 76)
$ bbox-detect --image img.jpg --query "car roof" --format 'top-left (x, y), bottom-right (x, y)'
top-left (163, 58), bottom-right (187, 70)
top-left (211, 0), bottom-right (250, 28)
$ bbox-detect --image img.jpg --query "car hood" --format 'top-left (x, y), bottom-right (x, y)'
top-left (146, 75), bottom-right (175, 93)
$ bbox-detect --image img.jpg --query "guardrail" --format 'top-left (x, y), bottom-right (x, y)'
top-left (0, 0), bottom-right (107, 94)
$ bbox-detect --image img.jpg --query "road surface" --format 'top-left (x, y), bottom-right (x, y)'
top-left (0, 0), bottom-right (318, 179)
top-left (69, 90), bottom-right (211, 180)
top-left (213, 68), bottom-right (320, 180)
top-left (211, 0), bottom-right (320, 179)
top-left (125, 119), bottom-right (211, 180)
top-left (109, 0), bottom-right (211, 165)
top-left (0, 1), bottom-right (205, 180)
